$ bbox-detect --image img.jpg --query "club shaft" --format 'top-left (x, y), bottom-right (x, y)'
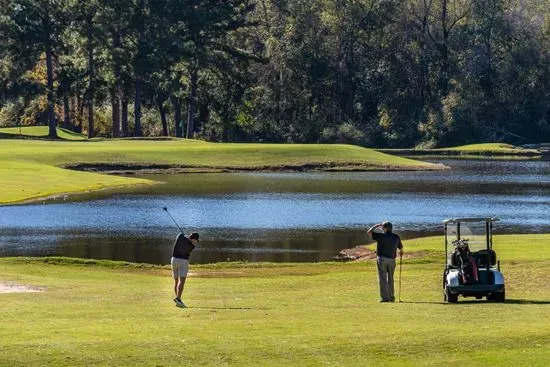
top-left (164, 209), bottom-right (184, 233)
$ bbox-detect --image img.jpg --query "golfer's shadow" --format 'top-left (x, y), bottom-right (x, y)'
top-left (190, 306), bottom-right (271, 310)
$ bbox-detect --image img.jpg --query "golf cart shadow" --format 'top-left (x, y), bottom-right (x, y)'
top-left (401, 299), bottom-right (550, 305)
top-left (491, 299), bottom-right (550, 305)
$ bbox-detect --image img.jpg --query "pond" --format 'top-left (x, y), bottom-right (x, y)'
top-left (0, 158), bottom-right (548, 264)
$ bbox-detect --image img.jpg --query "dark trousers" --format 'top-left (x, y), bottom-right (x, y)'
top-left (377, 257), bottom-right (396, 301)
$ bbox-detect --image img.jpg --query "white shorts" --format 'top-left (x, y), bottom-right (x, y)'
top-left (171, 257), bottom-right (189, 278)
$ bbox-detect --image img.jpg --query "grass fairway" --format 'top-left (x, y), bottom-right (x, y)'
top-left (0, 126), bottom-right (86, 140)
top-left (1, 234), bottom-right (549, 366)
top-left (0, 130), bottom-right (442, 204)
top-left (438, 143), bottom-right (538, 154)
top-left (379, 143), bottom-right (541, 157)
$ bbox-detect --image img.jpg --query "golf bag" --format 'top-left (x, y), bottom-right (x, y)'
top-left (452, 239), bottom-right (478, 285)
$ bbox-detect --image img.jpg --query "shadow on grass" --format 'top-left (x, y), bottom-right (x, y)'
top-left (400, 299), bottom-right (550, 305)
top-left (190, 307), bottom-right (271, 310)
top-left (497, 299), bottom-right (550, 305)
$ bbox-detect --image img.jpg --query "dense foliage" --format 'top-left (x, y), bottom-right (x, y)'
top-left (1, 0), bottom-right (549, 146)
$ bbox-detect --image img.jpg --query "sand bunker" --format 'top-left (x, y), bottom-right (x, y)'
top-left (0, 282), bottom-right (43, 293)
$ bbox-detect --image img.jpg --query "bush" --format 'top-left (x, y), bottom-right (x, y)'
top-left (0, 101), bottom-right (21, 127)
top-left (320, 122), bottom-right (366, 145)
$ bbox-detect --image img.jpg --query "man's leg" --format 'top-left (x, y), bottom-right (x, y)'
top-left (387, 259), bottom-right (396, 302)
top-left (171, 257), bottom-right (179, 297)
top-left (377, 258), bottom-right (389, 301)
top-left (176, 277), bottom-right (186, 300)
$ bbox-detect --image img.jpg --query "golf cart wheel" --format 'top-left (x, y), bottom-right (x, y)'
top-left (445, 286), bottom-right (458, 303)
top-left (489, 290), bottom-right (505, 303)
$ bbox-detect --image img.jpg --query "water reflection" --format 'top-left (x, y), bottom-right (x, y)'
top-left (0, 159), bottom-right (548, 264)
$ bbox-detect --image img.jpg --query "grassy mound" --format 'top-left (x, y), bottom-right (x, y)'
top-left (379, 143), bottom-right (540, 157)
top-left (0, 234), bottom-right (548, 366)
top-left (0, 126), bottom-right (86, 140)
top-left (439, 143), bottom-right (535, 153)
top-left (0, 138), bottom-right (443, 204)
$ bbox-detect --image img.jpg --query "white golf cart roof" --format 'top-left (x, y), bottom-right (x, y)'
top-left (443, 217), bottom-right (500, 224)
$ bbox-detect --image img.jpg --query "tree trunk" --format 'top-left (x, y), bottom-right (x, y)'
top-left (222, 83), bottom-right (230, 142)
top-left (44, 20), bottom-right (57, 139)
top-left (134, 0), bottom-right (145, 137)
top-left (86, 12), bottom-right (95, 139)
top-left (112, 28), bottom-right (122, 138)
top-left (121, 95), bottom-right (129, 136)
top-left (70, 95), bottom-right (77, 130)
top-left (63, 94), bottom-right (70, 129)
top-left (186, 67), bottom-right (198, 138)
top-left (111, 93), bottom-right (121, 138)
top-left (172, 97), bottom-right (182, 137)
top-left (158, 97), bottom-right (168, 136)
top-left (134, 81), bottom-right (142, 137)
top-left (198, 102), bottom-right (209, 135)
top-left (439, 0), bottom-right (450, 95)
top-left (77, 93), bottom-right (85, 132)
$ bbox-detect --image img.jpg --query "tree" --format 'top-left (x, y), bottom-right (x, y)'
top-left (0, 0), bottom-right (72, 138)
top-left (97, 0), bottom-right (135, 138)
top-left (174, 0), bottom-right (256, 138)
top-left (133, 0), bottom-right (146, 137)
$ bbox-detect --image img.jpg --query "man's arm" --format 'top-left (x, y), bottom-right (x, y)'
top-left (398, 237), bottom-right (403, 257)
top-left (367, 223), bottom-right (384, 235)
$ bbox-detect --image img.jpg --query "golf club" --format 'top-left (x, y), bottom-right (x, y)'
top-left (398, 252), bottom-right (403, 303)
top-left (163, 207), bottom-right (184, 234)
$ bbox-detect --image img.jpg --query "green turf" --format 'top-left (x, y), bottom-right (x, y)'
top-left (0, 234), bottom-right (549, 366)
top-left (0, 160), bottom-right (152, 204)
top-left (439, 143), bottom-right (537, 153)
top-left (0, 126), bottom-right (87, 140)
top-left (379, 143), bottom-right (540, 157)
top-left (0, 137), bottom-right (442, 204)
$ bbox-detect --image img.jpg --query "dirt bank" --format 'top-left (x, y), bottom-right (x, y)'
top-left (63, 161), bottom-right (449, 175)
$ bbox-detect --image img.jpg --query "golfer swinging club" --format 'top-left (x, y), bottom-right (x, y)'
top-left (367, 222), bottom-right (403, 302)
top-left (171, 232), bottom-right (199, 308)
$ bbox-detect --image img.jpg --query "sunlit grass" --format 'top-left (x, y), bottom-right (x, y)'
top-left (440, 143), bottom-right (538, 153)
top-left (0, 126), bottom-right (86, 140)
top-left (0, 234), bottom-right (549, 366)
top-left (0, 136), bottom-right (441, 204)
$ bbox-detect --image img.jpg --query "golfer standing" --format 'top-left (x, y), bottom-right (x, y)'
top-left (368, 222), bottom-right (403, 302)
top-left (171, 232), bottom-right (199, 308)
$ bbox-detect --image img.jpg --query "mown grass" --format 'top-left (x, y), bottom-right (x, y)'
top-left (439, 143), bottom-right (538, 153)
top-left (379, 143), bottom-right (541, 157)
top-left (0, 126), bottom-right (86, 140)
top-left (0, 131), bottom-right (441, 204)
top-left (0, 234), bottom-right (549, 366)
top-left (0, 160), bottom-right (152, 204)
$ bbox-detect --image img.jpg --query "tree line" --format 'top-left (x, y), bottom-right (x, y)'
top-left (1, 0), bottom-right (549, 147)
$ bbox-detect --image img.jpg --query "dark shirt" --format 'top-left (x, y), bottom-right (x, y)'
top-left (372, 232), bottom-right (403, 259)
top-left (172, 233), bottom-right (195, 260)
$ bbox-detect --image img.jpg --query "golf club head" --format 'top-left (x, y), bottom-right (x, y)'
top-left (163, 207), bottom-right (168, 211)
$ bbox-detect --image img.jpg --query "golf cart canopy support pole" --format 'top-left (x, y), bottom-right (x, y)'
top-left (445, 223), bottom-right (448, 264)
top-left (486, 221), bottom-right (490, 250)
top-left (490, 222), bottom-right (493, 249)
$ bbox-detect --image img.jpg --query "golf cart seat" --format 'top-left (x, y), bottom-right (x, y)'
top-left (474, 249), bottom-right (496, 267)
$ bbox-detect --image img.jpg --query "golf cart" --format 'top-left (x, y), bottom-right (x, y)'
top-left (443, 218), bottom-right (505, 303)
